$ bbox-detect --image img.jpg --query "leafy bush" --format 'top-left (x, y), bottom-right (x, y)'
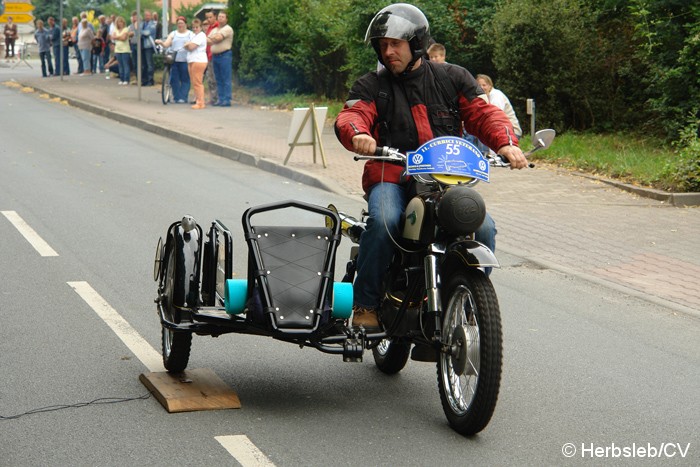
top-left (659, 119), bottom-right (700, 192)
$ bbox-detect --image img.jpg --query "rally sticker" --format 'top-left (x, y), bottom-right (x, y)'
top-left (406, 137), bottom-right (489, 182)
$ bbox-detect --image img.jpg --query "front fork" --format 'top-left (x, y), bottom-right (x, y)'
top-left (425, 244), bottom-right (445, 343)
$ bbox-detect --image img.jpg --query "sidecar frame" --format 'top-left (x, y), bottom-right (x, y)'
top-left (156, 200), bottom-right (383, 358)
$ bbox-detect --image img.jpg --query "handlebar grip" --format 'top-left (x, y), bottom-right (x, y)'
top-left (374, 146), bottom-right (388, 157)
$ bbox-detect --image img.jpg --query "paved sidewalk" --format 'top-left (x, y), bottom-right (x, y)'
top-left (3, 63), bottom-right (699, 317)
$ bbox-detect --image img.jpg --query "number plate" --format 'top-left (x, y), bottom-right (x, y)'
top-left (406, 137), bottom-right (489, 182)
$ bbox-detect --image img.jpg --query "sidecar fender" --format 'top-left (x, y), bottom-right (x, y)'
top-left (444, 239), bottom-right (500, 270)
top-left (165, 217), bottom-right (203, 308)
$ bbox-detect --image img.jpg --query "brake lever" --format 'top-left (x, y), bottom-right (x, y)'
top-left (490, 154), bottom-right (535, 169)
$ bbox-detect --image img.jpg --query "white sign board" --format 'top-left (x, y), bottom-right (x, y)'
top-left (287, 106), bottom-right (328, 145)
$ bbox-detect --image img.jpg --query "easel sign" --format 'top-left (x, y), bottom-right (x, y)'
top-left (284, 104), bottom-right (328, 168)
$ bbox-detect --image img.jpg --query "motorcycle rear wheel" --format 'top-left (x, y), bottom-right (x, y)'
top-left (438, 269), bottom-right (502, 436)
top-left (161, 245), bottom-right (192, 373)
top-left (373, 338), bottom-right (410, 374)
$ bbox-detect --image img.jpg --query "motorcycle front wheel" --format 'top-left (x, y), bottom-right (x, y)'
top-left (438, 269), bottom-right (502, 436)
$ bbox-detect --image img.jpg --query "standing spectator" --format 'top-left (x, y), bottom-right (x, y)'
top-left (90, 33), bottom-right (104, 74)
top-left (153, 12), bottom-right (162, 39)
top-left (427, 42), bottom-right (446, 63)
top-left (4, 16), bottom-right (18, 60)
top-left (204, 9), bottom-right (219, 105)
top-left (47, 17), bottom-right (61, 76)
top-left (184, 19), bottom-right (208, 110)
top-left (111, 16), bottom-right (131, 85)
top-left (155, 17), bottom-right (192, 103)
top-left (128, 11), bottom-right (139, 83)
top-left (97, 15), bottom-right (109, 73)
top-left (140, 9), bottom-right (157, 86)
top-left (476, 74), bottom-right (523, 139)
top-left (207, 11), bottom-right (234, 107)
top-left (70, 16), bottom-right (84, 74)
top-left (77, 18), bottom-right (95, 76)
top-left (60, 18), bottom-right (71, 75)
top-left (34, 19), bottom-right (54, 77)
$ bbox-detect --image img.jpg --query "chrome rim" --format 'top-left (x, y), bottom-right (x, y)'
top-left (163, 327), bottom-right (173, 358)
top-left (376, 338), bottom-right (391, 356)
top-left (440, 285), bottom-right (480, 415)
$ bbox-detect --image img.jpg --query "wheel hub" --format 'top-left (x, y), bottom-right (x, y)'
top-left (450, 324), bottom-right (479, 376)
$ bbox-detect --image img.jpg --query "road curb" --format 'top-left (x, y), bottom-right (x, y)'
top-left (573, 172), bottom-right (700, 207)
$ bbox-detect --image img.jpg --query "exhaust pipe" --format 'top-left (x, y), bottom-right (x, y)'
top-left (328, 204), bottom-right (366, 243)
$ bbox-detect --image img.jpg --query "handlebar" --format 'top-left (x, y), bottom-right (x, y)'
top-left (354, 146), bottom-right (534, 168)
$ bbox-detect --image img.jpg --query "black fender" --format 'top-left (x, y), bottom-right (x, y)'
top-left (164, 216), bottom-right (202, 308)
top-left (441, 239), bottom-right (499, 276)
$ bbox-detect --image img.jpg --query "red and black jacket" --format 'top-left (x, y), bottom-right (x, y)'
top-left (335, 60), bottom-right (518, 194)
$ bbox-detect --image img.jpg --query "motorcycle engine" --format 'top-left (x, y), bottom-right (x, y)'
top-left (437, 185), bottom-right (486, 236)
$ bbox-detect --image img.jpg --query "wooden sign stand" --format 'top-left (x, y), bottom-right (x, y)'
top-left (284, 103), bottom-right (328, 168)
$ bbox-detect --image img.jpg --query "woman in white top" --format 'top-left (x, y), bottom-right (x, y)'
top-left (155, 16), bottom-right (193, 103)
top-left (476, 74), bottom-right (523, 139)
top-left (184, 18), bottom-right (208, 109)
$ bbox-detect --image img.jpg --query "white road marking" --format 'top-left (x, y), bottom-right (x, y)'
top-left (69, 282), bottom-right (270, 464)
top-left (68, 281), bottom-right (165, 373)
top-left (2, 210), bottom-right (59, 257)
top-left (215, 435), bottom-right (276, 466)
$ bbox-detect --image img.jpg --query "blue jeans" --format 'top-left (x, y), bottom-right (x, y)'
top-left (53, 44), bottom-right (61, 75)
top-left (74, 43), bottom-right (83, 73)
top-left (212, 50), bottom-right (232, 105)
top-left (39, 51), bottom-right (54, 77)
top-left (116, 52), bottom-right (130, 82)
top-left (141, 46), bottom-right (155, 85)
top-left (171, 61), bottom-right (190, 102)
top-left (61, 45), bottom-right (70, 75)
top-left (353, 182), bottom-right (497, 309)
top-left (79, 49), bottom-right (91, 73)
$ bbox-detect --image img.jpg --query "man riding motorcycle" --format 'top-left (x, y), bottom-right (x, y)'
top-left (334, 3), bottom-right (527, 330)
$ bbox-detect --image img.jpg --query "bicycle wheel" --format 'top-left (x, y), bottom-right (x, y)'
top-left (161, 65), bottom-right (172, 105)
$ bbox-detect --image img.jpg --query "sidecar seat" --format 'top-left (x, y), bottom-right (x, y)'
top-left (241, 201), bottom-right (344, 332)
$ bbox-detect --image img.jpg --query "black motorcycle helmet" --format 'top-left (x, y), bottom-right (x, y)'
top-left (365, 3), bottom-right (430, 70)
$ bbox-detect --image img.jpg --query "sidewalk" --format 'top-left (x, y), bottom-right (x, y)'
top-left (3, 62), bottom-right (699, 317)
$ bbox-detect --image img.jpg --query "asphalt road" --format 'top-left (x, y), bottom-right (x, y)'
top-left (1, 83), bottom-right (698, 465)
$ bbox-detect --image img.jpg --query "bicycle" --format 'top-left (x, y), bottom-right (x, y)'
top-left (159, 46), bottom-right (176, 105)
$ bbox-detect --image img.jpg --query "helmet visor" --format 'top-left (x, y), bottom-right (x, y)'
top-left (365, 9), bottom-right (423, 43)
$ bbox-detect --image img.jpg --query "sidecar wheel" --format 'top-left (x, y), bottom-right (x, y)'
top-left (373, 338), bottom-right (410, 375)
top-left (438, 269), bottom-right (502, 436)
top-left (161, 245), bottom-right (192, 373)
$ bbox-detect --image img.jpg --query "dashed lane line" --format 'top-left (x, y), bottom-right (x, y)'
top-left (215, 435), bottom-right (276, 466)
top-left (69, 281), bottom-right (274, 465)
top-left (2, 210), bottom-right (59, 257)
top-left (67, 281), bottom-right (165, 373)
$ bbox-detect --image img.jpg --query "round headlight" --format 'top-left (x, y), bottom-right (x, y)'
top-left (437, 186), bottom-right (486, 236)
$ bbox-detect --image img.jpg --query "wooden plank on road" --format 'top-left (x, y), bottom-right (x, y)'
top-left (140, 368), bottom-right (241, 413)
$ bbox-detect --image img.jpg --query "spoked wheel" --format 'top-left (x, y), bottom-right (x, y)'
top-left (438, 269), bottom-right (502, 436)
top-left (160, 246), bottom-right (192, 373)
top-left (161, 66), bottom-right (172, 105)
top-left (373, 338), bottom-right (410, 374)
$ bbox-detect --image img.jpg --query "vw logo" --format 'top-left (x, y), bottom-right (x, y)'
top-left (479, 160), bottom-right (487, 171)
top-left (412, 154), bottom-right (423, 164)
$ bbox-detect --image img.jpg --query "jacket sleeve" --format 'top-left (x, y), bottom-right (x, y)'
top-left (334, 73), bottom-right (379, 151)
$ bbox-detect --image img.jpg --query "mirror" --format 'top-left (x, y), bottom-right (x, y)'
top-left (532, 129), bottom-right (556, 151)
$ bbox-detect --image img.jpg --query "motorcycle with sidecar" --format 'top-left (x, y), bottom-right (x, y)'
top-left (153, 130), bottom-right (555, 435)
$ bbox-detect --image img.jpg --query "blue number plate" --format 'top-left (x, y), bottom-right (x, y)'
top-left (406, 137), bottom-right (489, 182)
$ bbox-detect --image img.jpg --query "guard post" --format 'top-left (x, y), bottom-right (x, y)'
top-left (526, 98), bottom-right (535, 141)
